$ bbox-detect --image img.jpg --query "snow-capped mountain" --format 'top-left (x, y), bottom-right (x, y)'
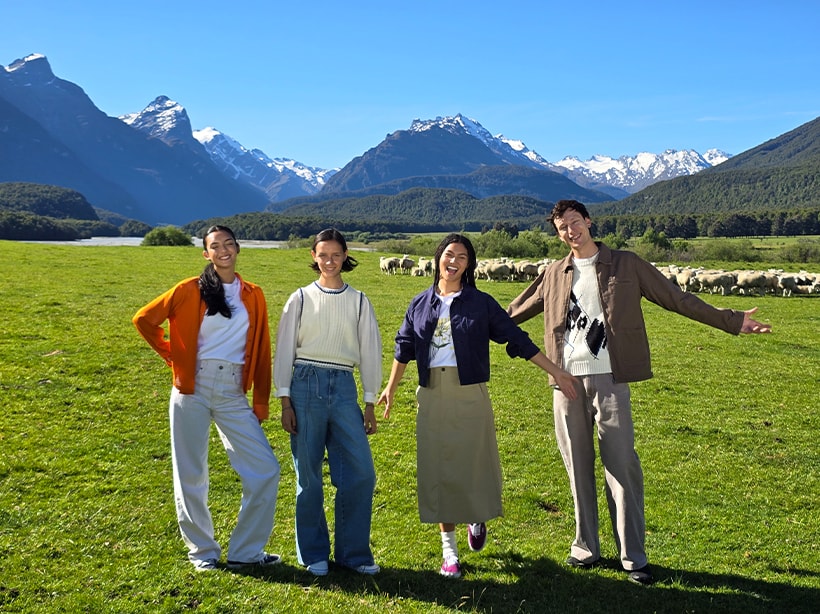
top-left (407, 115), bottom-right (730, 198)
top-left (1, 54), bottom-right (269, 224)
top-left (703, 148), bottom-right (731, 166)
top-left (553, 149), bottom-right (731, 194)
top-left (120, 96), bottom-right (334, 203)
top-left (120, 96), bottom-right (199, 148)
top-left (193, 127), bottom-right (335, 202)
top-left (410, 114), bottom-right (550, 169)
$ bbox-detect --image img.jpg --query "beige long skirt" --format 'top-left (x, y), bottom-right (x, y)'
top-left (415, 367), bottom-right (503, 524)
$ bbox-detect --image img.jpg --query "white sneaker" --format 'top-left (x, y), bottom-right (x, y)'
top-left (193, 558), bottom-right (218, 572)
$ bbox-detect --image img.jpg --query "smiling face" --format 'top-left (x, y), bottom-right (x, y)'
top-left (203, 229), bottom-right (239, 278)
top-left (554, 209), bottom-right (596, 258)
top-left (311, 239), bottom-right (347, 286)
top-left (437, 242), bottom-right (470, 287)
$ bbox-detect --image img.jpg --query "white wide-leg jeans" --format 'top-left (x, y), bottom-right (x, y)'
top-left (169, 359), bottom-right (280, 565)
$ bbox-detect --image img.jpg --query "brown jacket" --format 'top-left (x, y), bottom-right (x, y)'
top-left (507, 243), bottom-right (745, 384)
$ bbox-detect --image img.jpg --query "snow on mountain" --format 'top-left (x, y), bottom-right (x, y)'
top-left (407, 115), bottom-right (729, 195)
top-left (118, 96), bottom-right (334, 202)
top-left (120, 96), bottom-right (197, 145)
top-left (553, 148), bottom-right (732, 194)
top-left (410, 114), bottom-right (547, 169)
top-left (193, 127), bottom-right (335, 201)
top-left (704, 148), bottom-right (731, 166)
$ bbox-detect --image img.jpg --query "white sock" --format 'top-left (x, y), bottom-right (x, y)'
top-left (441, 530), bottom-right (458, 560)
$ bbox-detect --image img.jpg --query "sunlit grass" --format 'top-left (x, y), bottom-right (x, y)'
top-left (0, 240), bottom-right (818, 613)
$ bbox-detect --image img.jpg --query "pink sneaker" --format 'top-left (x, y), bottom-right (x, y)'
top-left (467, 522), bottom-right (487, 552)
top-left (440, 556), bottom-right (462, 578)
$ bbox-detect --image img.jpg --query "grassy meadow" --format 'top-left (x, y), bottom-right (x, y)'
top-left (0, 240), bottom-right (818, 613)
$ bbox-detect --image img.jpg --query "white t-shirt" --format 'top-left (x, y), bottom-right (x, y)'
top-left (197, 277), bottom-right (249, 364)
top-left (429, 292), bottom-right (459, 368)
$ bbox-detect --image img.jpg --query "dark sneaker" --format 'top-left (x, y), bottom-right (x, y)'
top-left (226, 552), bottom-right (282, 569)
top-left (565, 555), bottom-right (599, 569)
top-left (627, 565), bottom-right (654, 585)
top-left (353, 563), bottom-right (380, 575)
top-left (467, 522), bottom-right (487, 552)
top-left (440, 556), bottom-right (462, 578)
top-left (307, 560), bottom-right (329, 576)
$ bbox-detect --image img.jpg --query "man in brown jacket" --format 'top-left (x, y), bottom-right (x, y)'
top-left (507, 200), bottom-right (771, 585)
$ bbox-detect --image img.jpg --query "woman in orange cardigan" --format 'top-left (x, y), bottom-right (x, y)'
top-left (133, 225), bottom-right (281, 572)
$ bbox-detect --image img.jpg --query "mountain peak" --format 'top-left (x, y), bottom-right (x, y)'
top-left (552, 149), bottom-right (728, 194)
top-left (409, 114), bottom-right (494, 144)
top-left (120, 96), bottom-right (193, 144)
top-left (4, 54), bottom-right (55, 83)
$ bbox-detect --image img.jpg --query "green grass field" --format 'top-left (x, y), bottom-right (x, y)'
top-left (1, 241), bottom-right (818, 613)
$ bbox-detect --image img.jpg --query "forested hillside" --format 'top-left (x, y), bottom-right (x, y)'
top-left (0, 182), bottom-right (120, 240)
top-left (598, 116), bottom-right (820, 216)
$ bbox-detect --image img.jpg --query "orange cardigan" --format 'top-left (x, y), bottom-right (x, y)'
top-left (132, 274), bottom-right (272, 420)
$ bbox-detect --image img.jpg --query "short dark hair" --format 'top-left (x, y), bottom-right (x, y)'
top-left (310, 227), bottom-right (358, 272)
top-left (433, 233), bottom-right (477, 287)
top-left (549, 200), bottom-right (591, 231)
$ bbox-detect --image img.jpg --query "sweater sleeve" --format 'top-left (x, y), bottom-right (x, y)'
top-left (273, 290), bottom-right (301, 398)
top-left (357, 294), bottom-right (383, 404)
top-left (248, 286), bottom-right (272, 420)
top-left (132, 285), bottom-right (177, 364)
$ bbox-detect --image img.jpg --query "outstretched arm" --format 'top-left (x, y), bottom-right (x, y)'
top-left (740, 307), bottom-right (772, 334)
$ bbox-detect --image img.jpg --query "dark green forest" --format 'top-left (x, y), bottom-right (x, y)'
top-left (3, 181), bottom-right (819, 244)
top-left (598, 164), bottom-right (820, 216)
top-left (0, 182), bottom-right (141, 240)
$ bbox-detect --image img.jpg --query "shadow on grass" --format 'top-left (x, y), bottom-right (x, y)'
top-left (227, 552), bottom-right (820, 613)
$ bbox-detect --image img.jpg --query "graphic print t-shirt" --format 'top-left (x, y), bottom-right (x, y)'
top-left (563, 254), bottom-right (612, 376)
top-left (429, 292), bottom-right (459, 368)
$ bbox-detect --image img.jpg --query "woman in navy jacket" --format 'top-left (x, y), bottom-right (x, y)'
top-left (378, 233), bottom-right (578, 579)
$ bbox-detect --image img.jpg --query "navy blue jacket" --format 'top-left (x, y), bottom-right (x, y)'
top-left (394, 284), bottom-right (540, 387)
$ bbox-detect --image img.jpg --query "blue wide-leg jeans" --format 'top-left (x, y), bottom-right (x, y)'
top-left (289, 362), bottom-right (376, 569)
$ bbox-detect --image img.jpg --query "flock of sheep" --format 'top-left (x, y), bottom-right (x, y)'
top-left (379, 255), bottom-right (820, 296)
top-left (379, 255), bottom-right (552, 282)
top-left (656, 265), bottom-right (820, 297)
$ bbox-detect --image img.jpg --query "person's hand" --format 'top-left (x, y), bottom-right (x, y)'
top-left (281, 404), bottom-right (297, 434)
top-left (740, 307), bottom-right (772, 334)
top-left (553, 370), bottom-right (581, 401)
top-left (377, 388), bottom-right (393, 419)
top-left (364, 403), bottom-right (378, 435)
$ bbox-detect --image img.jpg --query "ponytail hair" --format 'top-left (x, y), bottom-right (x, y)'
top-left (310, 228), bottom-right (358, 273)
top-left (198, 225), bottom-right (237, 318)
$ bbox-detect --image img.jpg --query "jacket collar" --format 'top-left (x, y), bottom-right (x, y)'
top-left (561, 241), bottom-right (611, 273)
top-left (426, 282), bottom-right (476, 303)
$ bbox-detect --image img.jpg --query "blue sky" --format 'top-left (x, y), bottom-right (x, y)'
top-left (3, 0), bottom-right (818, 169)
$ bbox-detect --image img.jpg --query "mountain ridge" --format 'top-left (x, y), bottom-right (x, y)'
top-left (5, 53), bottom-right (815, 229)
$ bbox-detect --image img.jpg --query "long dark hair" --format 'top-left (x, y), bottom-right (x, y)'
top-left (199, 225), bottom-right (239, 318)
top-left (310, 228), bottom-right (358, 273)
top-left (433, 233), bottom-right (477, 288)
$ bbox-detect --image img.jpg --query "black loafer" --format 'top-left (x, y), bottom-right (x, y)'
top-left (627, 565), bottom-right (654, 585)
top-left (565, 556), bottom-right (599, 569)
